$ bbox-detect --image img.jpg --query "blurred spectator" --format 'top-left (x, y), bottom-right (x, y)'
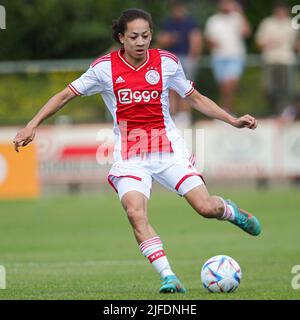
top-left (279, 94), bottom-right (300, 186)
top-left (205, 0), bottom-right (251, 113)
top-left (156, 2), bottom-right (202, 127)
top-left (255, 3), bottom-right (299, 116)
top-left (280, 95), bottom-right (300, 122)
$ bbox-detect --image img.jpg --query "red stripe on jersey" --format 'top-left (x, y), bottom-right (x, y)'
top-left (175, 173), bottom-right (203, 191)
top-left (158, 49), bottom-right (179, 64)
top-left (91, 54), bottom-right (111, 67)
top-left (148, 250), bottom-right (166, 263)
top-left (68, 83), bottom-right (81, 96)
top-left (91, 58), bottom-right (110, 68)
top-left (111, 49), bottom-right (173, 160)
top-left (159, 54), bottom-right (179, 64)
top-left (91, 56), bottom-right (110, 67)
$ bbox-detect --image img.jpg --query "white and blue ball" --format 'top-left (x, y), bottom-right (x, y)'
top-left (201, 255), bottom-right (242, 293)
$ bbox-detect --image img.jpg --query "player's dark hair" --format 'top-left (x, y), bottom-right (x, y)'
top-left (112, 8), bottom-right (153, 44)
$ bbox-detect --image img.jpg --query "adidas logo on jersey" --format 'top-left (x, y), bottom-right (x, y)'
top-left (115, 76), bottom-right (125, 84)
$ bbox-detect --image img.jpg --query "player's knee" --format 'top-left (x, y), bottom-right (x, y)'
top-left (126, 207), bottom-right (148, 230)
top-left (195, 199), bottom-right (216, 218)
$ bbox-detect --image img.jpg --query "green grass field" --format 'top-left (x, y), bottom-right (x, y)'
top-left (0, 188), bottom-right (299, 300)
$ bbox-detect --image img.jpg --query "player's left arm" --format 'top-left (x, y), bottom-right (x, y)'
top-left (186, 89), bottom-right (258, 129)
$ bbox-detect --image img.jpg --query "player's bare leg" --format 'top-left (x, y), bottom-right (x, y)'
top-left (184, 184), bottom-right (261, 236)
top-left (121, 191), bottom-right (186, 293)
top-left (121, 191), bottom-right (156, 243)
top-left (184, 184), bottom-right (224, 218)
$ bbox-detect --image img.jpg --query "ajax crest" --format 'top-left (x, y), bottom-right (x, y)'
top-left (145, 70), bottom-right (160, 85)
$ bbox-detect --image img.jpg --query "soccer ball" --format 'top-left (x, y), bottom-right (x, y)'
top-left (201, 255), bottom-right (242, 293)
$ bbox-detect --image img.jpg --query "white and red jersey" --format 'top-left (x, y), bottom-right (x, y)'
top-left (69, 48), bottom-right (195, 162)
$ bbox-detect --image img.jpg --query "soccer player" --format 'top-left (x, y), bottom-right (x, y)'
top-left (13, 8), bottom-right (261, 294)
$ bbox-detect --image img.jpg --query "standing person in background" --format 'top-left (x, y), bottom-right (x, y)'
top-left (255, 3), bottom-right (299, 116)
top-left (280, 95), bottom-right (300, 122)
top-left (205, 0), bottom-right (251, 114)
top-left (156, 2), bottom-right (202, 128)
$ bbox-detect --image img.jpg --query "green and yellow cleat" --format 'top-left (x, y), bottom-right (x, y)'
top-left (226, 199), bottom-right (261, 236)
top-left (159, 275), bottom-right (187, 294)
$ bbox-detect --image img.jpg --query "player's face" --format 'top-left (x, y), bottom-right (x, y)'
top-left (219, 0), bottom-right (235, 13)
top-left (274, 7), bottom-right (289, 20)
top-left (119, 19), bottom-right (152, 64)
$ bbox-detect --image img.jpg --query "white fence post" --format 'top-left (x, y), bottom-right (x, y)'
top-left (0, 5), bottom-right (6, 30)
top-left (0, 265), bottom-right (6, 289)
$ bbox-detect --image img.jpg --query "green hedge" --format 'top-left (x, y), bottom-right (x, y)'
top-left (2, 0), bottom-right (300, 61)
top-left (3, 64), bottom-right (298, 126)
top-left (0, 71), bottom-right (107, 126)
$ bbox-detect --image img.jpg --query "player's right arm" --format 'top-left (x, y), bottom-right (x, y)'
top-left (13, 87), bottom-right (77, 152)
top-left (14, 58), bottom-right (108, 152)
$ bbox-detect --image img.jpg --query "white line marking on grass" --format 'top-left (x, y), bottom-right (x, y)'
top-left (6, 260), bottom-right (146, 267)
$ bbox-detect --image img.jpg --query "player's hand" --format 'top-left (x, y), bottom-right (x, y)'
top-left (13, 125), bottom-right (36, 152)
top-left (231, 114), bottom-right (258, 129)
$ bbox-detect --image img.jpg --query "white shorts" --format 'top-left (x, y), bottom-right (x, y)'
top-left (107, 152), bottom-right (204, 200)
